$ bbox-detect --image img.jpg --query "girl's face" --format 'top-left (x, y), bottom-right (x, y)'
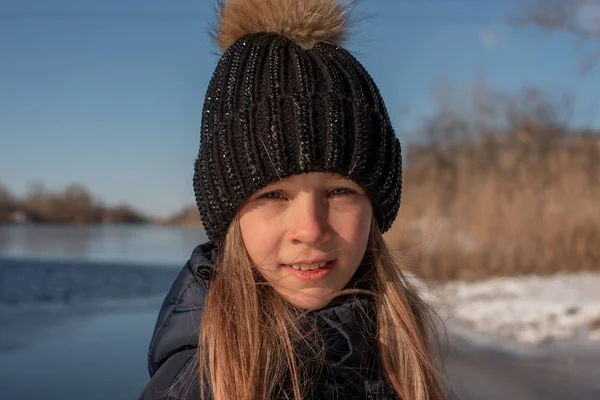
top-left (238, 172), bottom-right (372, 310)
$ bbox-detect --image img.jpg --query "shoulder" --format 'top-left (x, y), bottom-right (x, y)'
top-left (142, 241), bottom-right (217, 398)
top-left (139, 349), bottom-right (201, 400)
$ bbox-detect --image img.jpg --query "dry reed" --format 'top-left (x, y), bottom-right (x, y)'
top-left (384, 124), bottom-right (600, 281)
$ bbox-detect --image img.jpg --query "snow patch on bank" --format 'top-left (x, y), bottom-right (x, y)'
top-left (411, 272), bottom-right (600, 345)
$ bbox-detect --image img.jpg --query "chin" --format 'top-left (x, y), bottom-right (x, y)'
top-left (283, 288), bottom-right (340, 311)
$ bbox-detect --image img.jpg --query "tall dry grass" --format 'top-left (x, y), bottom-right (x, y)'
top-left (384, 123), bottom-right (600, 281)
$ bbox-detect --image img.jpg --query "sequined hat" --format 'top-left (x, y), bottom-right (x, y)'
top-left (193, 0), bottom-right (402, 245)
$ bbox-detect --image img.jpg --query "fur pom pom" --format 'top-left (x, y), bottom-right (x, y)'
top-left (213, 0), bottom-right (355, 52)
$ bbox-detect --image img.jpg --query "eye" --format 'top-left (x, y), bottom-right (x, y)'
top-left (258, 191), bottom-right (285, 200)
top-left (329, 187), bottom-right (356, 196)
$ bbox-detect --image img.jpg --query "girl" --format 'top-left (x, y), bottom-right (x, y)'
top-left (140, 0), bottom-right (447, 399)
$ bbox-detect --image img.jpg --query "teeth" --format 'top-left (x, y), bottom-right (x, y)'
top-left (289, 262), bottom-right (328, 271)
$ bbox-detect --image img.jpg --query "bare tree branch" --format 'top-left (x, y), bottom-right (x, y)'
top-left (510, 0), bottom-right (600, 73)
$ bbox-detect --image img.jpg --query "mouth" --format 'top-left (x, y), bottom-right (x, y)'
top-left (280, 260), bottom-right (336, 281)
top-left (281, 260), bottom-right (336, 271)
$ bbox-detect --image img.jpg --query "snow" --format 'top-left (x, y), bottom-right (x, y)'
top-left (412, 272), bottom-right (600, 345)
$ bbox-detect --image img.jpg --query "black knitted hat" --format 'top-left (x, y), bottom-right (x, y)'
top-left (194, 0), bottom-right (402, 245)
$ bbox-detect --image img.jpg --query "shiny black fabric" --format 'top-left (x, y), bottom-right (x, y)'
top-left (139, 242), bottom-right (399, 400)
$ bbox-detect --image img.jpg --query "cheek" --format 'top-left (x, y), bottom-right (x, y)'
top-left (331, 200), bottom-right (372, 245)
top-left (239, 210), bottom-right (280, 269)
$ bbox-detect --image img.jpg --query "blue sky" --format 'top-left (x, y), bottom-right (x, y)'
top-left (2, 0), bottom-right (599, 217)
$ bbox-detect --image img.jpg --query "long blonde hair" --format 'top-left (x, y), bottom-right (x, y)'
top-left (195, 214), bottom-right (447, 400)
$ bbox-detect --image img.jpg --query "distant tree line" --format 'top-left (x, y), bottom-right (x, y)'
top-left (0, 183), bottom-right (149, 224)
top-left (160, 205), bottom-right (203, 227)
top-left (0, 182), bottom-right (206, 226)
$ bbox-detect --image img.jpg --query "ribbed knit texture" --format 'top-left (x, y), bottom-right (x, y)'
top-left (194, 33), bottom-right (402, 245)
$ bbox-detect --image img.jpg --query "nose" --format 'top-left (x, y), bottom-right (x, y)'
top-left (286, 193), bottom-right (332, 246)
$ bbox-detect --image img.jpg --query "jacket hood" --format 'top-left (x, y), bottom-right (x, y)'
top-left (147, 241), bottom-right (217, 376)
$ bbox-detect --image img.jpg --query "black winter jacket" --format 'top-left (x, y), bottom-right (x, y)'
top-left (139, 242), bottom-right (399, 400)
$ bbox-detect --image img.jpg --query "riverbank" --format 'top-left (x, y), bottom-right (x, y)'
top-left (444, 328), bottom-right (600, 400)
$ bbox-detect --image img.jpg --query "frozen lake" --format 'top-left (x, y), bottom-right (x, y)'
top-left (0, 224), bottom-right (206, 399)
top-left (0, 224), bottom-right (208, 266)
